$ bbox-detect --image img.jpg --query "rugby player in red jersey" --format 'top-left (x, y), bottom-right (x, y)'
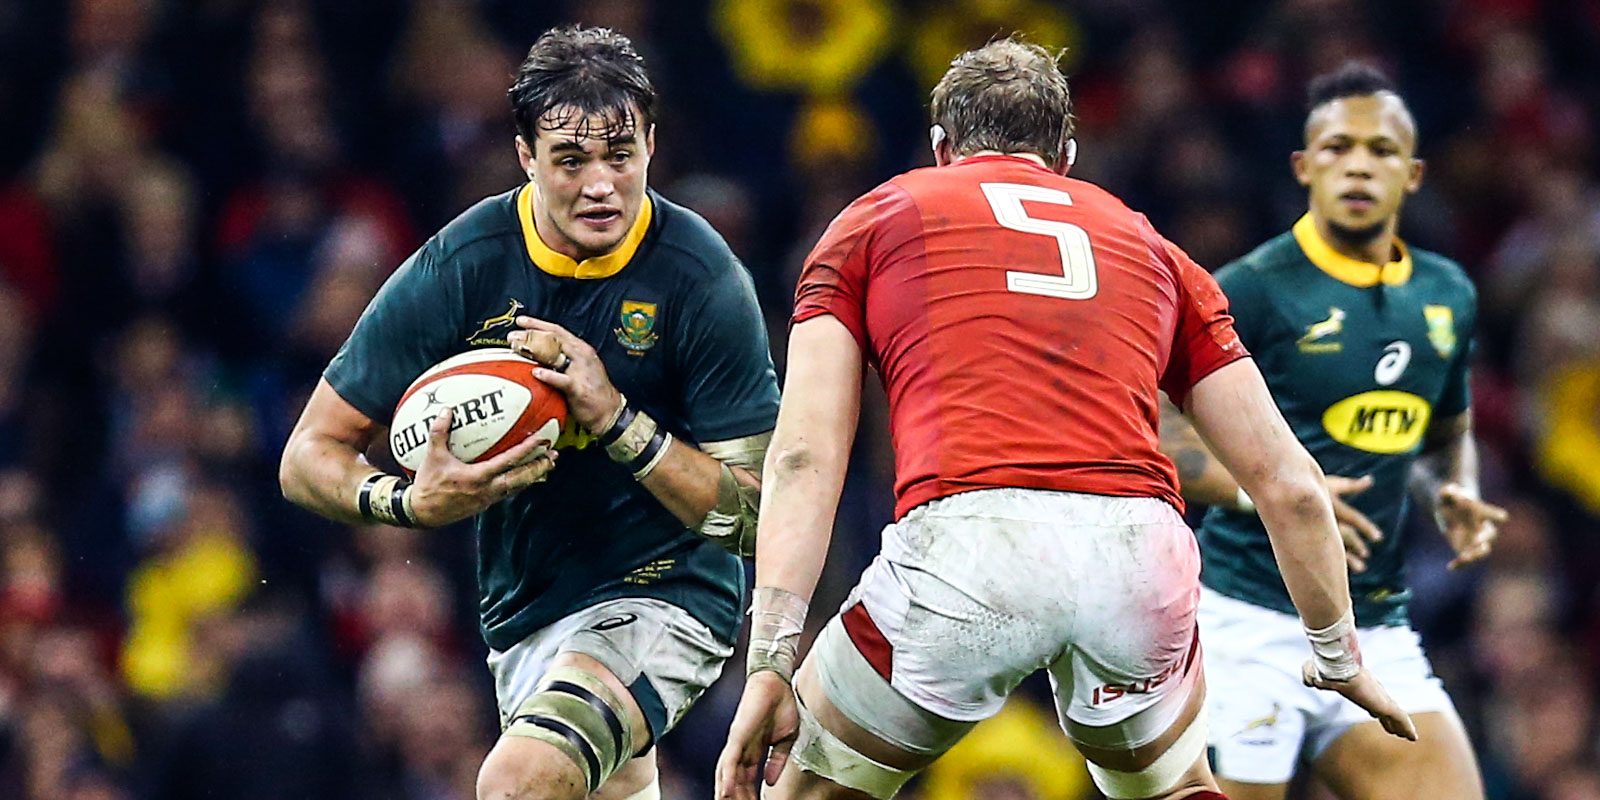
top-left (714, 39), bottom-right (1417, 800)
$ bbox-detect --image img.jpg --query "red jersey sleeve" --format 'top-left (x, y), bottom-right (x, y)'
top-left (1153, 231), bottom-right (1249, 407)
top-left (792, 185), bottom-right (889, 352)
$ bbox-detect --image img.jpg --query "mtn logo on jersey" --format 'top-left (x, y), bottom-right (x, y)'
top-left (1297, 307), bottom-right (1345, 352)
top-left (614, 300), bottom-right (659, 354)
top-left (1322, 390), bottom-right (1432, 453)
top-left (1424, 305), bottom-right (1456, 358)
top-left (466, 299), bottom-right (527, 346)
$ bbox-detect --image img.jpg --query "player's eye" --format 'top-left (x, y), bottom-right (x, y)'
top-left (609, 151), bottom-right (632, 165)
top-left (559, 157), bottom-right (582, 169)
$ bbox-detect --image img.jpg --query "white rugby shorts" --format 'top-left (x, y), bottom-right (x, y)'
top-left (1199, 587), bottom-right (1457, 784)
top-left (811, 487), bottom-right (1204, 754)
top-left (486, 597), bottom-right (732, 745)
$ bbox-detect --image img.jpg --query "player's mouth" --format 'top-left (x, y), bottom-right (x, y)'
top-left (575, 206), bottom-right (624, 229)
top-left (1338, 191), bottom-right (1377, 213)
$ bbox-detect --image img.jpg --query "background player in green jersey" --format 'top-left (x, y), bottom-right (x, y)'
top-left (1160, 63), bottom-right (1508, 800)
top-left (279, 27), bottom-right (780, 800)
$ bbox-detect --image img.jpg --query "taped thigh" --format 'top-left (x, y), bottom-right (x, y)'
top-left (789, 690), bottom-right (917, 800)
top-left (1083, 706), bottom-right (1209, 800)
top-left (505, 666), bottom-right (637, 794)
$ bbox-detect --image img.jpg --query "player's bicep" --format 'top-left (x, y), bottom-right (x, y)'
top-left (767, 315), bottom-right (863, 476)
top-left (1184, 358), bottom-right (1319, 493)
top-left (290, 378), bottom-right (383, 451)
top-left (676, 266), bottom-right (781, 442)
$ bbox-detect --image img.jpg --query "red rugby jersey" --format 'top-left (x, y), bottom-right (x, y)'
top-left (793, 155), bottom-right (1246, 518)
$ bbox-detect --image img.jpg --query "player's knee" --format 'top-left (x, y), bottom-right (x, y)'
top-left (476, 746), bottom-right (585, 800)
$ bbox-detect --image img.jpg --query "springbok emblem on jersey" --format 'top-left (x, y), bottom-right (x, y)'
top-left (1237, 702), bottom-right (1283, 735)
top-left (1298, 307), bottom-right (1345, 352)
top-left (467, 299), bottom-right (526, 346)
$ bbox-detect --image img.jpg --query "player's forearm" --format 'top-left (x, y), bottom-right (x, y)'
top-left (754, 438), bottom-right (848, 604)
top-left (1251, 459), bottom-right (1353, 629)
top-left (1409, 411), bottom-right (1478, 509)
top-left (1186, 360), bottom-right (1351, 629)
top-left (279, 431), bottom-right (382, 525)
top-left (635, 440), bottom-right (756, 528)
top-left (1158, 395), bottom-right (1245, 508)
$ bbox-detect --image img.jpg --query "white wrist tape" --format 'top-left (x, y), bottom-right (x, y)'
top-left (747, 587), bottom-right (808, 682)
top-left (1305, 608), bottom-right (1362, 681)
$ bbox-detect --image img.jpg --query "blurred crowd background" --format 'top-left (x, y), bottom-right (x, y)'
top-left (0, 0), bottom-right (1597, 798)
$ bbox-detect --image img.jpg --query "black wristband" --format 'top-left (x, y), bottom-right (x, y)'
top-left (597, 402), bottom-right (636, 446)
top-left (390, 479), bottom-right (415, 527)
top-left (357, 473), bottom-right (382, 520)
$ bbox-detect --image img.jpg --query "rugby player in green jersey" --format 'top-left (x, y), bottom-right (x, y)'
top-left (280, 27), bottom-right (779, 800)
top-left (1160, 63), bottom-right (1508, 799)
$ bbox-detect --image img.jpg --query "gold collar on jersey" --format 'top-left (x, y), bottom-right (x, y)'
top-left (1292, 214), bottom-right (1412, 287)
top-left (517, 184), bottom-right (653, 279)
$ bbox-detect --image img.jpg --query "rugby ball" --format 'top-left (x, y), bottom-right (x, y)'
top-left (389, 348), bottom-right (567, 476)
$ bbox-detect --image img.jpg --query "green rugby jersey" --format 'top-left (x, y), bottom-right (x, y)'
top-left (1199, 215), bottom-right (1476, 627)
top-left (325, 186), bottom-right (780, 651)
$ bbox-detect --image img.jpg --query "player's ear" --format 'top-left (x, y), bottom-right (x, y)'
top-left (930, 124), bottom-right (953, 167)
top-left (1290, 149), bottom-right (1311, 187)
top-left (516, 136), bottom-right (536, 178)
top-left (1053, 138), bottom-right (1078, 176)
top-left (1406, 157), bottom-right (1425, 194)
top-left (645, 124), bottom-right (656, 158)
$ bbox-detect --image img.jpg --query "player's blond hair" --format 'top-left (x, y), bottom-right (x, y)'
top-left (930, 38), bottom-right (1074, 166)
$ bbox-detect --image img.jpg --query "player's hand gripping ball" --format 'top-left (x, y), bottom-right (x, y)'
top-left (389, 348), bottom-right (568, 476)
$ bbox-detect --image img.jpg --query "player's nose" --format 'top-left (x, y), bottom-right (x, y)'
top-left (581, 178), bottom-right (614, 199)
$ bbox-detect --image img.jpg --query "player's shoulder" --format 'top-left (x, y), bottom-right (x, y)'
top-left (647, 190), bottom-right (746, 284)
top-left (1214, 231), bottom-right (1305, 287)
top-left (1406, 243), bottom-right (1477, 303)
top-left (428, 188), bottom-right (524, 262)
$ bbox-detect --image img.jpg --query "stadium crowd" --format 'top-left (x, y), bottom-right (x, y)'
top-left (0, 0), bottom-right (1596, 798)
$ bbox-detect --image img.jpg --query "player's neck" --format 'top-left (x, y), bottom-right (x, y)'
top-left (1311, 213), bottom-right (1401, 266)
top-left (960, 150), bottom-right (1050, 168)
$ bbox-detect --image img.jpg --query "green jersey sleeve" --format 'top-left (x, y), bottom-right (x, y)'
top-left (671, 263), bottom-right (780, 442)
top-left (323, 241), bottom-right (464, 421)
top-left (1213, 260), bottom-right (1283, 353)
top-left (1436, 283), bottom-right (1478, 418)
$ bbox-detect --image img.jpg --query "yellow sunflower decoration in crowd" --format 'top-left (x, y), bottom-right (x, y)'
top-left (910, 0), bottom-right (1081, 88)
top-left (714, 0), bottom-right (896, 95)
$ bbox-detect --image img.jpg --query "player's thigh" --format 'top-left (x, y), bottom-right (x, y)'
top-left (1313, 711), bottom-right (1482, 800)
top-left (764, 651), bottom-right (972, 800)
top-left (483, 599), bottom-right (731, 797)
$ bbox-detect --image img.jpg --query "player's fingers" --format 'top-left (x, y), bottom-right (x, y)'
top-left (764, 739), bottom-right (793, 786)
top-left (423, 408), bottom-right (456, 461)
top-left (1338, 522), bottom-right (1370, 561)
top-left (476, 436), bottom-right (547, 476)
top-left (530, 366), bottom-right (575, 391)
top-left (1325, 474), bottom-right (1374, 496)
top-left (1332, 498), bottom-right (1383, 543)
top-left (1478, 501), bottom-right (1510, 524)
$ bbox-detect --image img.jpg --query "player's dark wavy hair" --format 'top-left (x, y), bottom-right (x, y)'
top-left (1306, 61), bottom-right (1399, 111)
top-left (930, 37), bottom-right (1074, 166)
top-left (509, 26), bottom-right (656, 146)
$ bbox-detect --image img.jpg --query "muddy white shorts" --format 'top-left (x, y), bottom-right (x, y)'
top-left (810, 487), bottom-right (1204, 755)
top-left (1199, 587), bottom-right (1457, 784)
top-left (486, 597), bottom-right (733, 745)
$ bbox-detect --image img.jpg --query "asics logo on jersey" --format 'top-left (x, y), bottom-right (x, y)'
top-left (1297, 307), bottom-right (1345, 352)
top-left (467, 299), bottom-right (527, 346)
top-left (1375, 341), bottom-right (1411, 385)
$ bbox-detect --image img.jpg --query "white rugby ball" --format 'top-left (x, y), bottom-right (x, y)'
top-left (389, 348), bottom-right (568, 476)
